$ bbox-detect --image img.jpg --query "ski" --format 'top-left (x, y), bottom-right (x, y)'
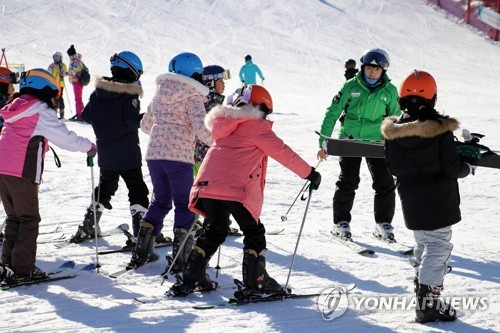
top-left (1, 274), bottom-right (77, 291)
top-left (371, 234), bottom-right (413, 255)
top-left (317, 130), bottom-right (500, 169)
top-left (193, 283), bottom-right (357, 309)
top-left (53, 223), bottom-right (130, 247)
top-left (48, 260), bottom-right (76, 275)
top-left (79, 263), bottom-right (98, 272)
top-left (0, 260), bottom-right (77, 291)
top-left (134, 285), bottom-right (247, 304)
top-left (98, 241), bottom-right (172, 255)
top-left (37, 233), bottom-right (67, 244)
top-left (39, 226), bottom-right (61, 235)
top-left (317, 131), bottom-right (384, 158)
top-left (267, 228), bottom-right (285, 235)
top-left (329, 231), bottom-right (375, 256)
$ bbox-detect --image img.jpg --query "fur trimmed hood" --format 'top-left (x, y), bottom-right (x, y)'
top-left (93, 76), bottom-right (144, 97)
top-left (155, 72), bottom-right (208, 96)
top-left (205, 104), bottom-right (265, 140)
top-left (381, 115), bottom-right (459, 141)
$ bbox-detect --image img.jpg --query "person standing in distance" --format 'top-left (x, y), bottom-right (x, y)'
top-left (239, 55), bottom-right (264, 85)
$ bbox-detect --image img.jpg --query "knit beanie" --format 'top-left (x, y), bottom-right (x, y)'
top-left (67, 45), bottom-right (76, 56)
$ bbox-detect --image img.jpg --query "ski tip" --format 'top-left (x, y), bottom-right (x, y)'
top-left (118, 224), bottom-right (129, 231)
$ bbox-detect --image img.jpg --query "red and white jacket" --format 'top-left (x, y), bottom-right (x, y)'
top-left (0, 95), bottom-right (93, 184)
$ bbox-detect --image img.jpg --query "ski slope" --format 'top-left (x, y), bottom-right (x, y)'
top-left (0, 0), bottom-right (499, 332)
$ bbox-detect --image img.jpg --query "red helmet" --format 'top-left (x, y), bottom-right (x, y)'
top-left (399, 70), bottom-right (437, 100)
top-left (231, 84), bottom-right (273, 114)
top-left (0, 67), bottom-right (14, 84)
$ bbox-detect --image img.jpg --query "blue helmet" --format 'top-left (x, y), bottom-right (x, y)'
top-left (110, 51), bottom-right (143, 82)
top-left (168, 52), bottom-right (203, 79)
top-left (19, 68), bottom-right (60, 98)
top-left (360, 48), bottom-right (390, 70)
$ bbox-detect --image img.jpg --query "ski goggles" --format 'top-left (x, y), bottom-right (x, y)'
top-left (202, 69), bottom-right (231, 82)
top-left (361, 53), bottom-right (389, 70)
top-left (227, 85), bottom-right (253, 107)
top-left (110, 53), bottom-right (143, 80)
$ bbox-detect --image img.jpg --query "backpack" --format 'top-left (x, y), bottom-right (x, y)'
top-left (78, 63), bottom-right (91, 86)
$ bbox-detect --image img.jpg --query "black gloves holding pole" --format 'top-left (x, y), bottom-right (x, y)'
top-left (306, 167), bottom-right (321, 190)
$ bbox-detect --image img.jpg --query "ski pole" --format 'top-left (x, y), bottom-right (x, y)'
top-left (64, 77), bottom-right (74, 116)
top-left (88, 155), bottom-right (100, 273)
top-left (283, 184), bottom-right (315, 297)
top-left (281, 160), bottom-right (322, 222)
top-left (161, 220), bottom-right (197, 285)
top-left (215, 246), bottom-right (222, 278)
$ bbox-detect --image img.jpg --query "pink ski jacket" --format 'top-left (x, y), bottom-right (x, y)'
top-left (141, 73), bottom-right (213, 164)
top-left (0, 95), bottom-right (93, 184)
top-left (189, 104), bottom-right (312, 222)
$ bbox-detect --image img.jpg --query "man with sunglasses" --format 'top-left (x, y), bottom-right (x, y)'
top-left (317, 48), bottom-right (401, 243)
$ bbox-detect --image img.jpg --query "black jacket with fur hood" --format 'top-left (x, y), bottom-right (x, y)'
top-left (81, 76), bottom-right (144, 170)
top-left (381, 114), bottom-right (471, 231)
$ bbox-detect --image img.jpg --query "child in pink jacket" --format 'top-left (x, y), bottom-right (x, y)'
top-left (131, 52), bottom-right (213, 272)
top-left (0, 68), bottom-right (95, 283)
top-left (169, 84), bottom-right (321, 297)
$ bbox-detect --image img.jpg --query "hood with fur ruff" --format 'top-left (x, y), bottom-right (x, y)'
top-left (205, 104), bottom-right (266, 140)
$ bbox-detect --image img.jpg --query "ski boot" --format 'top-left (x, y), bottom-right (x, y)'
top-left (168, 246), bottom-right (217, 297)
top-left (234, 249), bottom-right (285, 301)
top-left (374, 222), bottom-right (395, 241)
top-left (130, 204), bottom-right (147, 237)
top-left (69, 202), bottom-right (103, 244)
top-left (127, 221), bottom-right (159, 270)
top-left (333, 221), bottom-right (351, 240)
top-left (12, 266), bottom-right (48, 284)
top-left (416, 284), bottom-right (457, 323)
top-left (58, 108), bottom-right (65, 120)
top-left (164, 227), bottom-right (194, 274)
top-left (0, 263), bottom-right (14, 283)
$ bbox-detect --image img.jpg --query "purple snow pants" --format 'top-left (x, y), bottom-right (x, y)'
top-left (143, 160), bottom-right (195, 235)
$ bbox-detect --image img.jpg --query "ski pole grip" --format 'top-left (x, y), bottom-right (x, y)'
top-left (87, 155), bottom-right (94, 167)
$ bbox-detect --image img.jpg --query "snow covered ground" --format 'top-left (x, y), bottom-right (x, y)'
top-left (1, 0), bottom-right (499, 332)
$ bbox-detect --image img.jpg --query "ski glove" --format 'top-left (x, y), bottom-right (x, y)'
top-left (465, 162), bottom-right (477, 176)
top-left (0, 264), bottom-right (14, 281)
top-left (87, 143), bottom-right (97, 157)
top-left (306, 167), bottom-right (321, 190)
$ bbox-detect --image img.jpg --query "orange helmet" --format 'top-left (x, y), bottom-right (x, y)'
top-left (399, 70), bottom-right (437, 100)
top-left (231, 84), bottom-right (273, 114)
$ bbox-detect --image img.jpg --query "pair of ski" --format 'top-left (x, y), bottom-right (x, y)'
top-left (135, 281), bottom-right (356, 309)
top-left (329, 231), bottom-right (413, 256)
top-left (318, 130), bottom-right (500, 169)
top-left (0, 261), bottom-right (96, 291)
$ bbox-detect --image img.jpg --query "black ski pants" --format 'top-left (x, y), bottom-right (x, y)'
top-left (333, 156), bottom-right (395, 224)
top-left (195, 198), bottom-right (266, 258)
top-left (92, 168), bottom-right (149, 210)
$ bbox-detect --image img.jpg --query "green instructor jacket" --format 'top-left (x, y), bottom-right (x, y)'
top-left (319, 72), bottom-right (401, 147)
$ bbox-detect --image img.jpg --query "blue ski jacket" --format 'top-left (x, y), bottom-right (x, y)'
top-left (239, 60), bottom-right (264, 85)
